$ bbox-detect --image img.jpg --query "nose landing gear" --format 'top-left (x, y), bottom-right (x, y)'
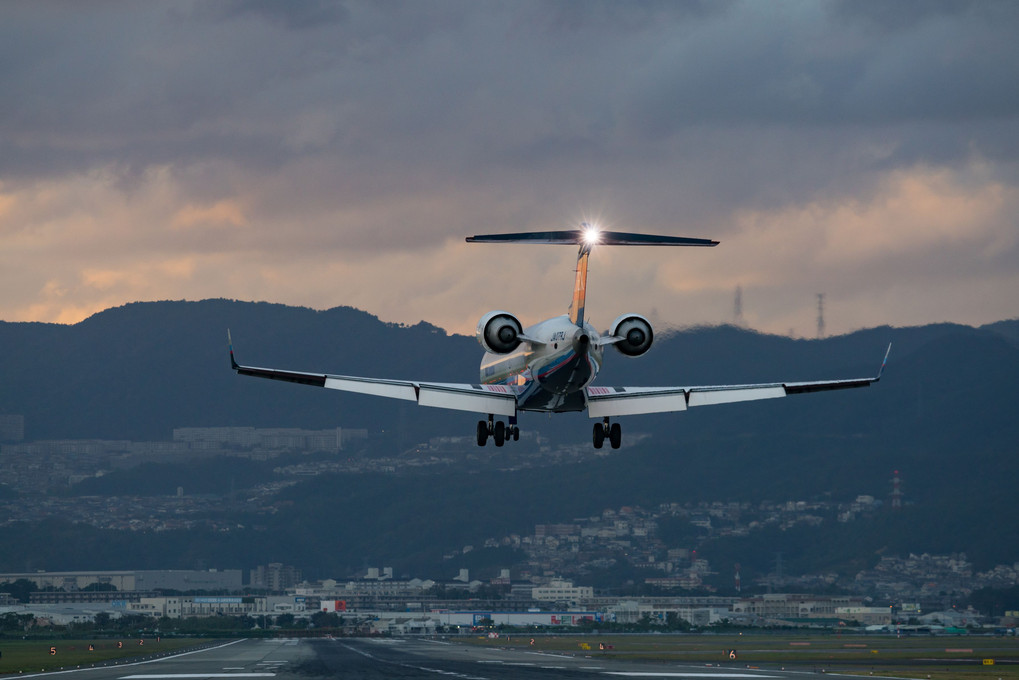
top-left (593, 418), bottom-right (622, 450)
top-left (476, 415), bottom-right (520, 447)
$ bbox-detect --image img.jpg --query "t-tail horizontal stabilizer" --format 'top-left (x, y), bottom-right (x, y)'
top-left (466, 229), bottom-right (719, 247)
top-left (467, 226), bottom-right (719, 327)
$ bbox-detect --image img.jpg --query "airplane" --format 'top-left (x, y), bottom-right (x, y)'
top-left (229, 223), bottom-right (890, 449)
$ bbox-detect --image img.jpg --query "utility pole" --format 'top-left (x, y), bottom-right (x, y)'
top-left (816, 293), bottom-right (826, 339)
top-left (733, 285), bottom-right (745, 327)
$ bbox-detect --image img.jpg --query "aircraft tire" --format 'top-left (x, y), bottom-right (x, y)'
top-left (592, 424), bottom-right (604, 449)
top-left (476, 420), bottom-right (488, 447)
top-left (494, 421), bottom-right (506, 447)
top-left (609, 422), bottom-right (622, 449)
top-left (513, 427), bottom-right (520, 441)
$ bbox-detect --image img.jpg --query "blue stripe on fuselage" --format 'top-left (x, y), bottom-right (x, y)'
top-left (535, 348), bottom-right (596, 395)
top-left (537, 349), bottom-right (577, 380)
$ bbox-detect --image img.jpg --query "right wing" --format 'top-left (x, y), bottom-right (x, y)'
top-left (228, 332), bottom-right (517, 416)
top-left (586, 345), bottom-right (891, 418)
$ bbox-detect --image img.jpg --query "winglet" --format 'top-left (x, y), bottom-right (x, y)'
top-left (876, 343), bottom-right (891, 381)
top-left (228, 329), bottom-right (239, 371)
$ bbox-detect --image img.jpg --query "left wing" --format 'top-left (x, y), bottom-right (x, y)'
top-left (228, 332), bottom-right (517, 416)
top-left (586, 344), bottom-right (891, 418)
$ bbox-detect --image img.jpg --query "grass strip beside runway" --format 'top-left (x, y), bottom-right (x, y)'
top-left (463, 633), bottom-right (1019, 679)
top-left (0, 638), bottom-right (212, 675)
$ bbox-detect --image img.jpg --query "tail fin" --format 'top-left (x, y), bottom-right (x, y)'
top-left (467, 224), bottom-right (719, 327)
top-left (570, 238), bottom-right (592, 326)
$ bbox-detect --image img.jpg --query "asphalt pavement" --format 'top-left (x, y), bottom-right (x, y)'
top-left (10, 637), bottom-right (903, 680)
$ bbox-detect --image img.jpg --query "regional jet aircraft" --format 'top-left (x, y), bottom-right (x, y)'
top-left (230, 224), bottom-right (889, 449)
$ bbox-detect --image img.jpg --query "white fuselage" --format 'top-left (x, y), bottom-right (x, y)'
top-left (479, 315), bottom-right (604, 412)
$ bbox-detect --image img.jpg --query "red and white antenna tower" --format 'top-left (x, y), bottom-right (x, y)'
top-left (891, 470), bottom-right (903, 510)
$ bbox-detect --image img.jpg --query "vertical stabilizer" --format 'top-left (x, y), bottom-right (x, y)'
top-left (569, 242), bottom-right (592, 327)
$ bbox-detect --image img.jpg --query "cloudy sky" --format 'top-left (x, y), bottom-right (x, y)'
top-left (2, 1), bottom-right (1017, 338)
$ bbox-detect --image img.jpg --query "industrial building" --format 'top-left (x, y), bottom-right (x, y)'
top-left (0, 569), bottom-right (243, 593)
top-left (129, 595), bottom-right (307, 619)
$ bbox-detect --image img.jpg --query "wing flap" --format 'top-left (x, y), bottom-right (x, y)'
top-left (418, 384), bottom-right (517, 416)
top-left (587, 387), bottom-right (688, 417)
top-left (324, 376), bottom-right (418, 401)
top-left (687, 385), bottom-right (787, 407)
top-left (298, 375), bottom-right (517, 415)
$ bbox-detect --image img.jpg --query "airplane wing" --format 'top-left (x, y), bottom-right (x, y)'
top-left (586, 344), bottom-right (891, 418)
top-left (228, 333), bottom-right (517, 416)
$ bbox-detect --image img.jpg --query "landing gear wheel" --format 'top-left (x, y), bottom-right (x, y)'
top-left (512, 427), bottom-right (520, 441)
top-left (476, 420), bottom-right (489, 447)
top-left (494, 421), bottom-right (506, 447)
top-left (609, 422), bottom-right (622, 449)
top-left (593, 423), bottom-right (605, 449)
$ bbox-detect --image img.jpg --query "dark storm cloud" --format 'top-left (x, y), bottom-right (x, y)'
top-left (3, 1), bottom-right (1016, 189)
top-left (0, 1), bottom-right (1016, 331)
top-left (209, 0), bottom-right (352, 29)
top-left (829, 0), bottom-right (1003, 31)
top-left (624, 2), bottom-right (1019, 131)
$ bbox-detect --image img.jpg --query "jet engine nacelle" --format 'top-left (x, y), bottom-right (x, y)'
top-left (477, 310), bottom-right (523, 354)
top-left (607, 314), bottom-right (653, 357)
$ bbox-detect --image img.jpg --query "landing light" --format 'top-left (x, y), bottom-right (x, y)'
top-left (582, 225), bottom-right (601, 245)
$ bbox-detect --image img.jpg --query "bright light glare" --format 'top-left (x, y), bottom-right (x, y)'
top-left (582, 224), bottom-right (600, 245)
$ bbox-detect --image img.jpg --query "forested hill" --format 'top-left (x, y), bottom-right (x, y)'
top-left (1, 300), bottom-right (1018, 578)
top-left (1, 299), bottom-right (1016, 451)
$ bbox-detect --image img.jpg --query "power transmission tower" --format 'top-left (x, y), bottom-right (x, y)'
top-left (816, 293), bottom-right (825, 339)
top-left (733, 285), bottom-right (745, 327)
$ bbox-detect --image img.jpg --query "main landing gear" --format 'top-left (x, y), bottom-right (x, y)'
top-left (593, 418), bottom-right (621, 450)
top-left (477, 414), bottom-right (519, 447)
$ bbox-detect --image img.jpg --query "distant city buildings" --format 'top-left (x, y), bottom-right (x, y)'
top-left (0, 569), bottom-right (243, 592)
top-left (0, 425), bottom-right (367, 493)
top-left (251, 563), bottom-right (302, 591)
top-left (2, 562), bottom-right (1017, 633)
top-left (173, 427), bottom-right (367, 453)
top-left (0, 422), bottom-right (1014, 625)
top-left (531, 579), bottom-right (593, 606)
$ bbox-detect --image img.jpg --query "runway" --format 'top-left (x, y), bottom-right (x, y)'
top-left (11, 637), bottom-right (904, 680)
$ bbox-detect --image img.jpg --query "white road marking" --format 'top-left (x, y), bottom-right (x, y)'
top-left (14, 640), bottom-right (248, 680)
top-left (120, 675), bottom-right (275, 679)
top-left (604, 674), bottom-right (780, 678)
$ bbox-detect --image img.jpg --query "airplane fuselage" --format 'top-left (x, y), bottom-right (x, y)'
top-left (479, 315), bottom-right (603, 412)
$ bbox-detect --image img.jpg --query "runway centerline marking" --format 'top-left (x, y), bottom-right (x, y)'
top-left (604, 673), bottom-right (780, 678)
top-left (120, 675), bottom-right (275, 679)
